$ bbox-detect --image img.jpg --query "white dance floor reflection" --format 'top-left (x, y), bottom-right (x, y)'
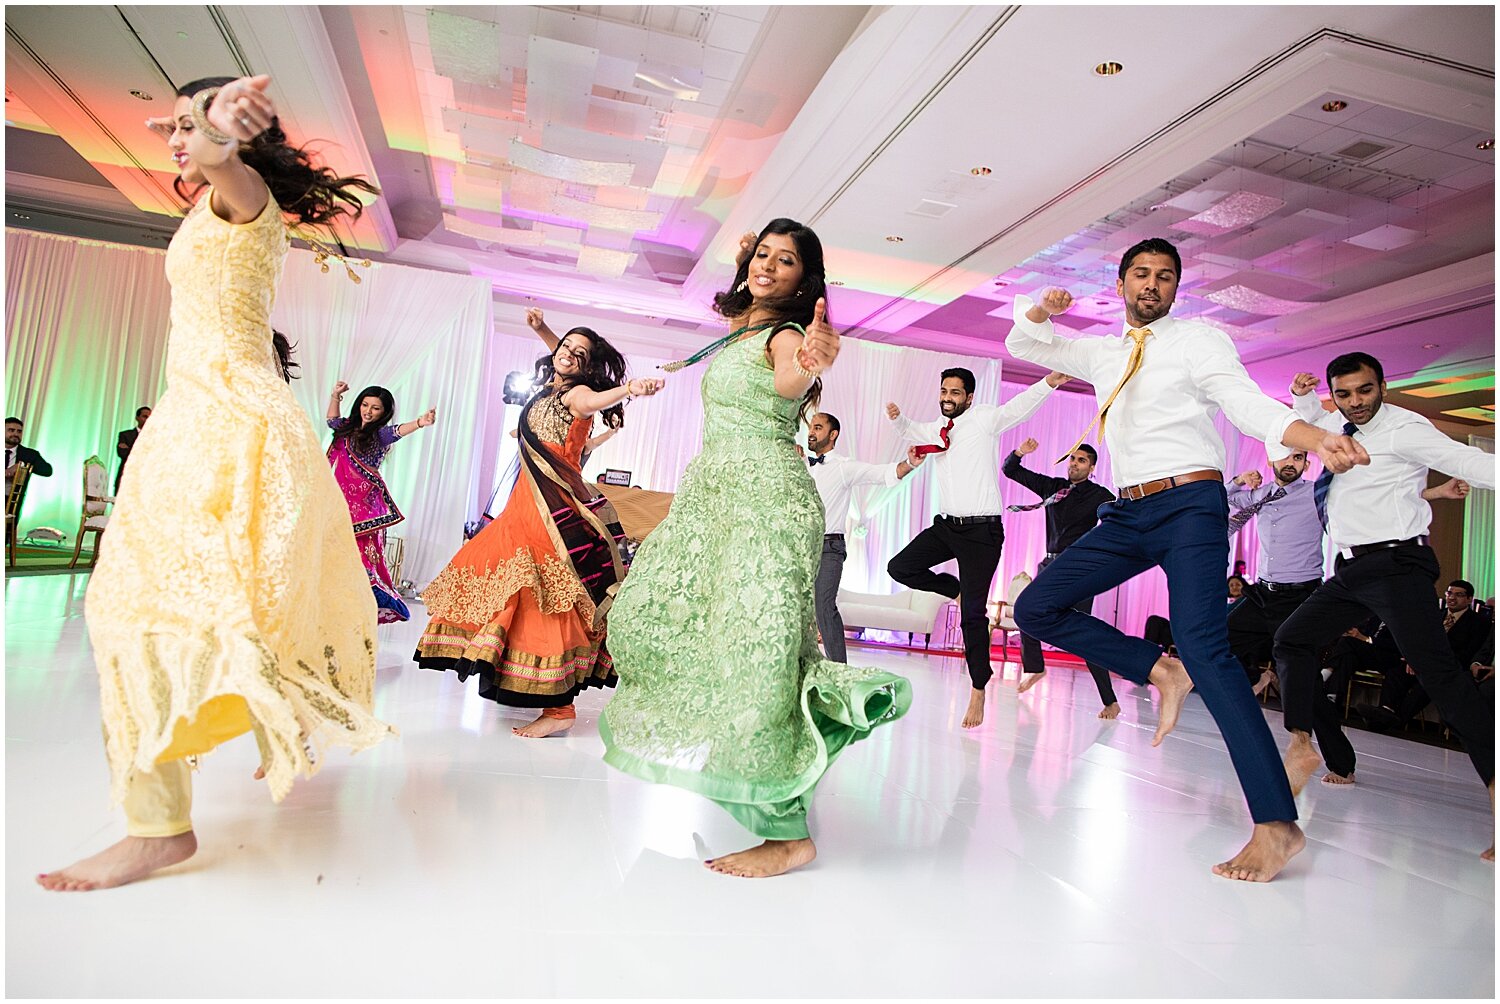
top-left (7, 571), bottom-right (1493, 997)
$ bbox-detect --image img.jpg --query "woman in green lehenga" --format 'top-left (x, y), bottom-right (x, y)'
top-left (600, 219), bottom-right (912, 877)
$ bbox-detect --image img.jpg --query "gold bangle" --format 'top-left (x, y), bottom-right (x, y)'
top-left (190, 87), bottom-right (235, 145)
top-left (791, 348), bottom-right (821, 381)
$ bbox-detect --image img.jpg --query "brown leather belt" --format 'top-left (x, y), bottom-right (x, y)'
top-left (1117, 469), bottom-right (1222, 502)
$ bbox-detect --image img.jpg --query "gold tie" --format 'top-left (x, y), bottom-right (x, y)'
top-left (1057, 327), bottom-right (1152, 463)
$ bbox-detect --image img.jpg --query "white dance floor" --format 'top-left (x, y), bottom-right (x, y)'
top-left (7, 571), bottom-right (1494, 997)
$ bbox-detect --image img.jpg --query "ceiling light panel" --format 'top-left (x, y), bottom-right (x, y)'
top-left (1344, 224), bottom-right (1422, 251)
top-left (526, 36), bottom-right (600, 131)
top-left (552, 194), bottom-right (663, 231)
top-left (1203, 284), bottom-right (1310, 315)
top-left (428, 10), bottom-right (513, 88)
top-left (444, 214), bottom-right (545, 245)
top-left (577, 245), bottom-right (636, 277)
top-left (1175, 191), bottom-right (1285, 233)
top-left (509, 139), bottom-right (633, 185)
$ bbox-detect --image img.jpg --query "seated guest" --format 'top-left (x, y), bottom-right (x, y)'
top-left (1357, 580), bottom-right (1490, 730)
top-left (1227, 574), bottom-right (1249, 602)
top-left (1233, 559), bottom-right (1248, 578)
top-left (5, 416), bottom-right (53, 490)
top-left (115, 406), bottom-right (151, 492)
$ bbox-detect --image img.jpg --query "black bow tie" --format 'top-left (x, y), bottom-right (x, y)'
top-left (808, 454), bottom-right (826, 466)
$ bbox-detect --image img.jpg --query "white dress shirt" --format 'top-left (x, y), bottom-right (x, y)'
top-left (1292, 393), bottom-right (1496, 552)
top-left (808, 453), bottom-right (900, 534)
top-left (1007, 295), bottom-right (1298, 487)
top-left (891, 378), bottom-right (1054, 517)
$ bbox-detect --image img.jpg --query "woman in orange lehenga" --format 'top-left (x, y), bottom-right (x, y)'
top-left (415, 326), bottom-right (662, 737)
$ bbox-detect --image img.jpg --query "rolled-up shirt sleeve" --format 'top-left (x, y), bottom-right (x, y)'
top-left (1007, 295), bottom-right (1096, 380)
top-left (986, 377), bottom-right (1055, 436)
top-left (1191, 328), bottom-right (1298, 448)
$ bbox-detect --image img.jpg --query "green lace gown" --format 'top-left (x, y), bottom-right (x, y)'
top-left (600, 331), bottom-right (913, 839)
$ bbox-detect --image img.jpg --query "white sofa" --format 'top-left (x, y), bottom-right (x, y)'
top-left (836, 588), bottom-right (948, 648)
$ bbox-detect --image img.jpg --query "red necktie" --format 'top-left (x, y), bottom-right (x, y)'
top-left (912, 418), bottom-right (955, 457)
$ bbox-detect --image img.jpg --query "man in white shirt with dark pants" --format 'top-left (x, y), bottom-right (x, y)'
top-left (805, 412), bottom-right (924, 662)
top-left (1275, 351), bottom-right (1496, 859)
top-left (886, 366), bottom-right (1069, 730)
top-left (1006, 237), bottom-right (1366, 883)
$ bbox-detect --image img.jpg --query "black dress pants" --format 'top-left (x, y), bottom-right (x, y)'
top-left (889, 517), bottom-right (1003, 689)
top-left (1274, 544), bottom-right (1493, 785)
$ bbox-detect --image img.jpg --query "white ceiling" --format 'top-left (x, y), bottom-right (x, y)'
top-left (5, 5), bottom-right (1494, 427)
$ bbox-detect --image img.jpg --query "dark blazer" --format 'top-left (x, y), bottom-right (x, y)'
top-left (1445, 606), bottom-right (1492, 668)
top-left (7, 444), bottom-right (52, 478)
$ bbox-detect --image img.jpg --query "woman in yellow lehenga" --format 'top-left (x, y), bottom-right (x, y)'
top-left (38, 74), bottom-right (394, 892)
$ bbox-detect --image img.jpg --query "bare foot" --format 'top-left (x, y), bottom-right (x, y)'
top-left (253, 766), bottom-right (266, 780)
top-left (36, 832), bottom-right (197, 892)
top-left (1483, 846), bottom-right (1494, 862)
top-left (961, 689), bottom-right (986, 729)
top-left (1251, 669), bottom-right (1275, 697)
top-left (1283, 731), bottom-right (1322, 796)
top-left (1211, 820), bottom-right (1305, 882)
top-left (704, 838), bottom-right (816, 878)
top-left (1097, 702), bottom-right (1120, 720)
top-left (1147, 655), bottom-right (1194, 746)
top-left (1017, 671), bottom-right (1045, 694)
top-left (1321, 771), bottom-right (1355, 785)
top-left (513, 715), bottom-right (572, 739)
top-left (1486, 782), bottom-right (1495, 861)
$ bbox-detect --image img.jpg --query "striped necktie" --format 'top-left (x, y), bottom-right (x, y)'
top-left (1007, 483), bottom-right (1073, 512)
top-left (1313, 422), bottom-right (1359, 529)
top-left (1227, 486), bottom-right (1286, 535)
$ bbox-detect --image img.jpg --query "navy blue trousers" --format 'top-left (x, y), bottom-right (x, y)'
top-left (1014, 480), bottom-right (1297, 824)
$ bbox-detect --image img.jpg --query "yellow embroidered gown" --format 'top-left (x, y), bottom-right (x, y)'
top-left (85, 189), bottom-right (394, 805)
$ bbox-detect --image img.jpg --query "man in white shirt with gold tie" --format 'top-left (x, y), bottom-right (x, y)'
top-left (885, 367), bottom-right (1069, 729)
top-left (805, 412), bottom-right (923, 662)
top-left (1275, 351), bottom-right (1496, 860)
top-left (1006, 237), bottom-right (1366, 883)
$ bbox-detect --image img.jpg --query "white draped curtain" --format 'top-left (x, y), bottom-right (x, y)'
top-left (5, 230), bottom-right (493, 586)
top-left (270, 252), bottom-right (493, 585)
top-left (1464, 435), bottom-right (1495, 601)
top-left (5, 230), bottom-right (172, 535)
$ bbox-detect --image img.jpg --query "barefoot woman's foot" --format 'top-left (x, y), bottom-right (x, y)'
top-left (1147, 655), bottom-right (1194, 746)
top-left (1017, 670), bottom-right (1045, 694)
top-left (1321, 771), bottom-right (1355, 785)
top-left (705, 838), bottom-right (816, 878)
top-left (1098, 702), bottom-right (1120, 720)
top-left (37, 832), bottom-right (198, 892)
top-left (1211, 821), bottom-right (1305, 883)
top-left (961, 688), bottom-right (986, 729)
top-left (513, 715), bottom-right (573, 739)
top-left (1483, 846), bottom-right (1494, 862)
top-left (1282, 732), bottom-right (1322, 796)
top-left (253, 766), bottom-right (266, 780)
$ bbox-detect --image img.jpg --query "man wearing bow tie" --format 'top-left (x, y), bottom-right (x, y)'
top-left (806, 412), bottom-right (923, 662)
top-left (886, 367), bottom-right (1069, 729)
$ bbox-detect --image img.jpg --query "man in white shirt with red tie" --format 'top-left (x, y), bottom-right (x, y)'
top-left (885, 366), bottom-right (1069, 730)
top-left (1274, 351), bottom-right (1496, 859)
top-left (806, 412), bottom-right (924, 662)
top-left (1006, 237), bottom-right (1366, 883)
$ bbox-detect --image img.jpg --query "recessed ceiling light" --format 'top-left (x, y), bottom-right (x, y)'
top-left (176, 30), bottom-right (188, 39)
top-left (1321, 99), bottom-right (1348, 112)
top-left (129, 89), bottom-right (152, 101)
top-left (885, 235), bottom-right (904, 242)
top-left (1094, 61), bottom-right (1123, 76)
top-left (970, 166), bottom-right (992, 176)
top-left (1422, 343), bottom-right (1440, 349)
top-left (1478, 139), bottom-right (1495, 150)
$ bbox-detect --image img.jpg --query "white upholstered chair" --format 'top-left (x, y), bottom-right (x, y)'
top-left (989, 570), bottom-right (1033, 663)
top-left (69, 456), bottom-right (114, 568)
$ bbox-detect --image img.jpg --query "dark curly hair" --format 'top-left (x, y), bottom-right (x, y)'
top-left (173, 77), bottom-right (378, 226)
top-left (271, 330), bottom-right (299, 383)
top-left (532, 327), bottom-right (627, 429)
top-left (712, 217), bottom-right (828, 422)
top-left (331, 386), bottom-right (395, 458)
